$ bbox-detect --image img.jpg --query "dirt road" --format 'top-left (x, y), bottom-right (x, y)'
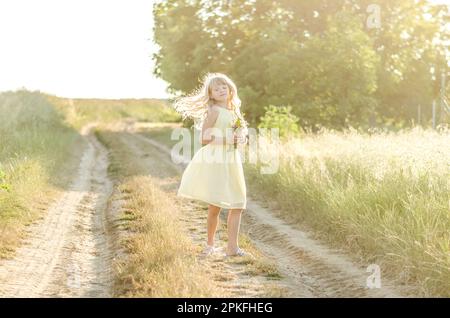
top-left (0, 120), bottom-right (408, 297)
top-left (0, 123), bottom-right (116, 297)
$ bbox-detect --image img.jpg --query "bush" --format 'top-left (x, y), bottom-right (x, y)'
top-left (258, 105), bottom-right (302, 138)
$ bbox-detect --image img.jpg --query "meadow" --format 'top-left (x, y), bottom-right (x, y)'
top-left (139, 124), bottom-right (450, 297)
top-left (45, 94), bottom-right (181, 130)
top-left (1, 90), bottom-right (449, 296)
top-left (244, 127), bottom-right (450, 296)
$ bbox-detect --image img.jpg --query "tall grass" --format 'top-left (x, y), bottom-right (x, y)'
top-left (0, 89), bottom-right (82, 258)
top-left (244, 126), bottom-right (450, 296)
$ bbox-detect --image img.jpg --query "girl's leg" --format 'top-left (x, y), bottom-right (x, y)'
top-left (226, 209), bottom-right (243, 254)
top-left (207, 204), bottom-right (222, 246)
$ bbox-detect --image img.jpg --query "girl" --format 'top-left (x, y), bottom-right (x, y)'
top-left (174, 72), bottom-right (249, 257)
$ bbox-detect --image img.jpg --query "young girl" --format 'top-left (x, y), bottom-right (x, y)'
top-left (174, 72), bottom-right (249, 257)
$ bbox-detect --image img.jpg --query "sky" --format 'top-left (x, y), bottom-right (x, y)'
top-left (0, 0), bottom-right (170, 99)
top-left (0, 0), bottom-right (447, 99)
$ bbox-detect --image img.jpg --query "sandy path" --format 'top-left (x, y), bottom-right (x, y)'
top-left (0, 123), bottom-right (116, 297)
top-left (126, 121), bottom-right (407, 298)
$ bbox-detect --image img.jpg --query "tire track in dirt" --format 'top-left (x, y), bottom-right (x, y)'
top-left (0, 123), bottom-right (116, 297)
top-left (242, 200), bottom-right (403, 297)
top-left (108, 122), bottom-right (291, 297)
top-left (126, 121), bottom-right (408, 298)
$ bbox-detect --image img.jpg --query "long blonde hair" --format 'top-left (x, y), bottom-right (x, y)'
top-left (173, 72), bottom-right (248, 131)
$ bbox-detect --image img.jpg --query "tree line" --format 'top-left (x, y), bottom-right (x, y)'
top-left (152, 0), bottom-right (450, 130)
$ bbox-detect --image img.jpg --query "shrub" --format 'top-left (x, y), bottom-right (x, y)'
top-left (258, 105), bottom-right (302, 139)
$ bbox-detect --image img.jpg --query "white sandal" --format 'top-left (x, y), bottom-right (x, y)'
top-left (200, 245), bottom-right (217, 257)
top-left (225, 247), bottom-right (248, 257)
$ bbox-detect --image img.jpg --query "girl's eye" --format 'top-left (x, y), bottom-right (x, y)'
top-left (213, 85), bottom-right (226, 91)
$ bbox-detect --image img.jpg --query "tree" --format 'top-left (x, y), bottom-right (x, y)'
top-left (152, 0), bottom-right (450, 130)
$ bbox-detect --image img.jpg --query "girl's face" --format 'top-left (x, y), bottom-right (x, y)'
top-left (210, 82), bottom-right (230, 102)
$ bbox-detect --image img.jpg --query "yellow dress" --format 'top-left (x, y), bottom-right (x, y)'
top-left (177, 106), bottom-right (247, 209)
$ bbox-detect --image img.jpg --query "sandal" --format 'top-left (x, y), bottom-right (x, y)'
top-left (225, 247), bottom-right (250, 258)
top-left (200, 244), bottom-right (217, 257)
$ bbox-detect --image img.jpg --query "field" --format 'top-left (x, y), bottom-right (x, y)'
top-left (0, 90), bottom-right (449, 297)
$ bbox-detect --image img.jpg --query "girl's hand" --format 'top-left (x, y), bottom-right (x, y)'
top-left (234, 134), bottom-right (247, 145)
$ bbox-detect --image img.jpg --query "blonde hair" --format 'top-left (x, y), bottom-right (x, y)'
top-left (173, 72), bottom-right (248, 131)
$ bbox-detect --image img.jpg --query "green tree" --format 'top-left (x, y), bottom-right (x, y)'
top-left (152, 0), bottom-right (450, 130)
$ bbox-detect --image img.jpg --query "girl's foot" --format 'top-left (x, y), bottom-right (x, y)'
top-left (200, 244), bottom-right (217, 257)
top-left (225, 247), bottom-right (249, 257)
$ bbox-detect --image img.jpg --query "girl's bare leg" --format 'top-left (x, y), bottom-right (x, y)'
top-left (226, 209), bottom-right (243, 254)
top-left (207, 204), bottom-right (221, 246)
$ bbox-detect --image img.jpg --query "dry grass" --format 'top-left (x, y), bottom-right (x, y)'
top-left (95, 127), bottom-right (222, 297)
top-left (113, 176), bottom-right (219, 297)
top-left (245, 126), bottom-right (450, 297)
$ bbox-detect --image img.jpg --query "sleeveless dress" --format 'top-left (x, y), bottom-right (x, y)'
top-left (176, 106), bottom-right (247, 209)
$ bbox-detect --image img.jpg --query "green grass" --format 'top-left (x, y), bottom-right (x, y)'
top-left (0, 89), bottom-right (83, 258)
